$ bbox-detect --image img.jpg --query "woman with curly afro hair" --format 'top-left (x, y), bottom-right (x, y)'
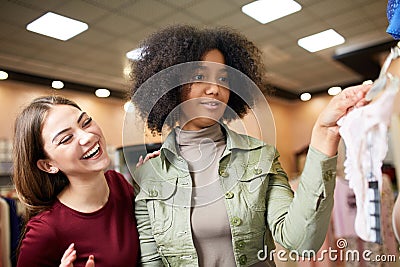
top-left (130, 24), bottom-right (371, 266)
top-left (130, 24), bottom-right (265, 134)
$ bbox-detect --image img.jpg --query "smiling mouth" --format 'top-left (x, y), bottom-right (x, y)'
top-left (200, 100), bottom-right (221, 107)
top-left (82, 143), bottom-right (100, 159)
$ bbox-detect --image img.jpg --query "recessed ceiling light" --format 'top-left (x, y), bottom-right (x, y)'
top-left (242, 0), bottom-right (302, 24)
top-left (0, 71), bottom-right (8, 80)
top-left (126, 47), bottom-right (144, 60)
top-left (328, 86), bottom-right (342, 96)
top-left (52, 80), bottom-right (64, 89)
top-left (298, 29), bottom-right (345, 52)
top-left (95, 88), bottom-right (110, 98)
top-left (26, 12), bottom-right (88, 41)
top-left (300, 92), bottom-right (311, 101)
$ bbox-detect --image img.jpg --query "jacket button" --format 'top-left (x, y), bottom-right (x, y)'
top-left (236, 240), bottom-right (245, 249)
top-left (239, 254), bottom-right (247, 265)
top-left (225, 192), bottom-right (234, 199)
top-left (323, 170), bottom-right (335, 181)
top-left (253, 168), bottom-right (262, 175)
top-left (219, 170), bottom-right (229, 177)
top-left (149, 189), bottom-right (158, 197)
top-left (231, 217), bottom-right (242, 226)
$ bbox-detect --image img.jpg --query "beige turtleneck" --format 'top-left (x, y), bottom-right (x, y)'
top-left (175, 123), bottom-right (236, 266)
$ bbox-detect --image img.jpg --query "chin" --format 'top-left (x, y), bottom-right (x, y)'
top-left (97, 156), bottom-right (112, 171)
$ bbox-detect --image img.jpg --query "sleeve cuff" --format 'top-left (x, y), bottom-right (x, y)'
top-left (300, 146), bottom-right (337, 194)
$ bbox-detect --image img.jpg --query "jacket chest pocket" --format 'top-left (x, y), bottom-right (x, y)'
top-left (237, 163), bottom-right (276, 212)
top-left (136, 179), bottom-right (177, 235)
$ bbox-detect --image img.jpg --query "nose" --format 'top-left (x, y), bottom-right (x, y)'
top-left (204, 82), bottom-right (220, 95)
top-left (78, 130), bottom-right (94, 146)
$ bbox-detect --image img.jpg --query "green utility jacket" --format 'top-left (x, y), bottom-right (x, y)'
top-left (134, 126), bottom-right (337, 267)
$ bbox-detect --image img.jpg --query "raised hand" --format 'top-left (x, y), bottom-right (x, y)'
top-left (310, 84), bottom-right (371, 156)
top-left (136, 150), bottom-right (161, 167)
top-left (59, 243), bottom-right (95, 267)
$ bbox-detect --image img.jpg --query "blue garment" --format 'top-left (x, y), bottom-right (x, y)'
top-left (387, 0), bottom-right (400, 39)
top-left (3, 197), bottom-right (22, 267)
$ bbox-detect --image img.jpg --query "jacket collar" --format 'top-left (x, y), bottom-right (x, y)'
top-left (223, 124), bottom-right (265, 151)
top-left (160, 123), bottom-right (265, 160)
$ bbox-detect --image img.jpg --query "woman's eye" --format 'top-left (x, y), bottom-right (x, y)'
top-left (219, 76), bottom-right (229, 83)
top-left (193, 74), bottom-right (204, 80)
top-left (59, 135), bottom-right (72, 145)
top-left (82, 117), bottom-right (92, 127)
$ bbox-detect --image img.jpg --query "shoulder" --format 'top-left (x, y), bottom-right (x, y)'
top-left (105, 170), bottom-right (131, 184)
top-left (23, 213), bottom-right (59, 246)
top-left (18, 214), bottom-right (62, 266)
top-left (105, 170), bottom-right (134, 195)
top-left (225, 127), bottom-right (276, 152)
top-left (105, 169), bottom-right (126, 179)
top-left (26, 213), bottom-right (55, 231)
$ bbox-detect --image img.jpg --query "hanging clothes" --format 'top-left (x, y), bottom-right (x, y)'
top-left (337, 46), bottom-right (400, 243)
top-left (2, 198), bottom-right (21, 267)
top-left (332, 175), bottom-right (399, 267)
top-left (0, 197), bottom-right (11, 267)
top-left (0, 187), bottom-right (22, 267)
top-left (332, 177), bottom-right (357, 238)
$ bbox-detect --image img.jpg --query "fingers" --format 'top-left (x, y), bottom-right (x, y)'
top-left (311, 83), bottom-right (374, 156)
top-left (59, 244), bottom-right (95, 267)
top-left (347, 84), bottom-right (371, 110)
top-left (327, 84), bottom-right (370, 117)
top-left (340, 84), bottom-right (370, 105)
top-left (143, 150), bottom-right (161, 163)
top-left (136, 150), bottom-right (161, 167)
top-left (85, 255), bottom-right (95, 267)
top-left (354, 97), bottom-right (370, 108)
top-left (136, 155), bottom-right (144, 168)
top-left (60, 243), bottom-right (76, 267)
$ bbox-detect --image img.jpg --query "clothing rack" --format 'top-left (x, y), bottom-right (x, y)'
top-left (1, 180), bottom-right (21, 267)
top-left (0, 176), bottom-right (14, 191)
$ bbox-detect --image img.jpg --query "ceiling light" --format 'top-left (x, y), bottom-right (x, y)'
top-left (0, 71), bottom-right (8, 80)
top-left (328, 86), bottom-right (342, 96)
top-left (26, 12), bottom-right (88, 41)
top-left (300, 92), bottom-right (311, 101)
top-left (298, 29), bottom-right (345, 52)
top-left (52, 80), bottom-right (64, 89)
top-left (126, 47), bottom-right (144, 60)
top-left (242, 0), bottom-right (302, 24)
top-left (95, 88), bottom-right (110, 98)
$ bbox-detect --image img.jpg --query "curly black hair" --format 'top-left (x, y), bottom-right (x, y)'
top-left (130, 24), bottom-right (268, 134)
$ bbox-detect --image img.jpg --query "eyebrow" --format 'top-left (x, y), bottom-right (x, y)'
top-left (195, 65), bottom-right (228, 74)
top-left (77, 112), bottom-right (86, 124)
top-left (51, 112), bottom-right (86, 143)
top-left (52, 128), bottom-right (71, 144)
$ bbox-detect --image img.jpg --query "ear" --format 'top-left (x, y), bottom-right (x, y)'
top-left (37, 159), bottom-right (59, 174)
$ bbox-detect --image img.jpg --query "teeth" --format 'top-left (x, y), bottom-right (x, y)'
top-left (203, 102), bottom-right (218, 105)
top-left (83, 143), bottom-right (100, 159)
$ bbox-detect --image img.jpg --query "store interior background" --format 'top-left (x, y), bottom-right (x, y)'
top-left (0, 0), bottom-right (400, 266)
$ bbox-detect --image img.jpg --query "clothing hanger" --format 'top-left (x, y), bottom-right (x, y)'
top-left (365, 42), bottom-right (400, 101)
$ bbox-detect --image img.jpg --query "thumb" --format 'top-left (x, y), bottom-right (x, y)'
top-left (85, 255), bottom-right (95, 267)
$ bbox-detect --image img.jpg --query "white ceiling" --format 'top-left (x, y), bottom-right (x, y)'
top-left (0, 0), bottom-right (395, 100)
